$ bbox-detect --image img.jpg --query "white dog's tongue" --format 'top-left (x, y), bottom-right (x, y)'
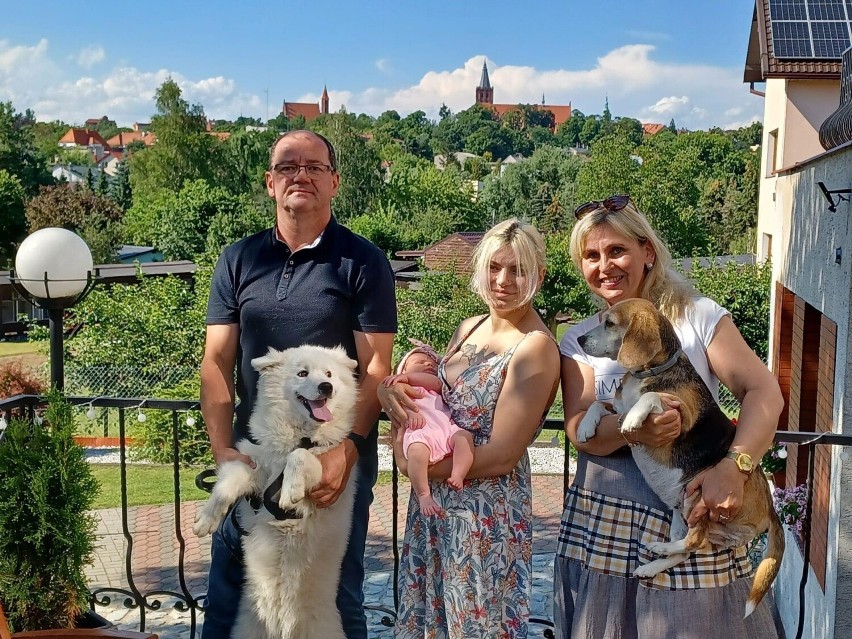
top-left (308, 399), bottom-right (333, 422)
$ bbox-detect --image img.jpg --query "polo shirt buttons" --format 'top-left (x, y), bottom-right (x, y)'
top-left (283, 274), bottom-right (289, 279)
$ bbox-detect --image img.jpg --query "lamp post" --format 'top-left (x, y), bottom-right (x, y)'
top-left (9, 228), bottom-right (97, 391)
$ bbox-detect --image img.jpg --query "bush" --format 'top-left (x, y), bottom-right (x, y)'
top-left (687, 259), bottom-right (772, 360)
top-left (395, 271), bottom-right (486, 362)
top-left (132, 377), bottom-right (211, 467)
top-left (0, 390), bottom-right (99, 631)
top-left (0, 359), bottom-right (46, 399)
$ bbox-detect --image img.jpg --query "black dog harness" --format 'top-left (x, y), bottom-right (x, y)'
top-left (231, 437), bottom-right (317, 537)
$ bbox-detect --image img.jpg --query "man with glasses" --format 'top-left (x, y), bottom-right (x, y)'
top-left (201, 130), bottom-right (397, 639)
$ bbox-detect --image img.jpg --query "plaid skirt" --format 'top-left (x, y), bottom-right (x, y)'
top-left (556, 485), bottom-right (753, 590)
top-left (552, 451), bottom-right (784, 639)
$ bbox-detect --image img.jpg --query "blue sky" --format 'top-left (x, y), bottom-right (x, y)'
top-left (0, 0), bottom-right (763, 129)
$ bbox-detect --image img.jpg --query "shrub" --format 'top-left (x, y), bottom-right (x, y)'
top-left (395, 271), bottom-right (486, 362)
top-left (0, 390), bottom-right (99, 631)
top-left (132, 377), bottom-right (211, 467)
top-left (0, 359), bottom-right (46, 399)
top-left (687, 259), bottom-right (772, 360)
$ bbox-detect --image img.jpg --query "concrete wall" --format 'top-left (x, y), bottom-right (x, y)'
top-left (771, 145), bottom-right (852, 639)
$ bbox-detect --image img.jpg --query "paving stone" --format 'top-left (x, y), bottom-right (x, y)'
top-left (85, 474), bottom-right (566, 637)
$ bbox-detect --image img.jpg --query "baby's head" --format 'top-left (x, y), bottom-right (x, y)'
top-left (396, 340), bottom-right (440, 375)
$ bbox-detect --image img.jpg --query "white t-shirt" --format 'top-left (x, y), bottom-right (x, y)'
top-left (559, 296), bottom-right (729, 402)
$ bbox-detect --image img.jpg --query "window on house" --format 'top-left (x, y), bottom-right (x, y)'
top-left (767, 129), bottom-right (779, 176)
top-left (761, 233), bottom-right (773, 261)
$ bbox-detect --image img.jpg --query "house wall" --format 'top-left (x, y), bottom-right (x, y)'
top-left (769, 145), bottom-right (852, 639)
top-left (757, 79), bottom-right (840, 273)
top-left (782, 80), bottom-right (840, 169)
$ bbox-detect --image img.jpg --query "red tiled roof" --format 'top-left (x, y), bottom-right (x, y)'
top-left (58, 128), bottom-right (111, 150)
top-left (208, 131), bottom-right (231, 141)
top-left (283, 102), bottom-right (321, 121)
top-left (743, 1), bottom-right (842, 82)
top-left (106, 130), bottom-right (156, 148)
top-left (643, 123), bottom-right (666, 135)
top-left (485, 103), bottom-right (571, 129)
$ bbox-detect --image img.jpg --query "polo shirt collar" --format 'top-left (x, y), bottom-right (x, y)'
top-left (271, 216), bottom-right (339, 251)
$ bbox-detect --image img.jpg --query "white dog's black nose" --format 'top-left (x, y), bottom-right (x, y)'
top-left (318, 381), bottom-right (333, 398)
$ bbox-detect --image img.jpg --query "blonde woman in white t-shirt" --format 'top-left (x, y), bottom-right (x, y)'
top-left (553, 195), bottom-right (785, 638)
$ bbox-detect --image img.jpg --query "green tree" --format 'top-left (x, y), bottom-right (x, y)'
top-left (556, 109), bottom-right (586, 147)
top-left (395, 271), bottom-right (486, 361)
top-left (25, 185), bottom-right (123, 264)
top-left (574, 133), bottom-right (639, 203)
top-left (109, 161), bottom-right (132, 210)
top-left (129, 79), bottom-right (224, 200)
top-left (0, 102), bottom-right (51, 195)
top-left (311, 112), bottom-right (383, 222)
top-left (687, 259), bottom-right (771, 359)
top-left (124, 179), bottom-right (265, 261)
top-left (536, 230), bottom-right (595, 332)
top-left (0, 169), bottom-right (27, 267)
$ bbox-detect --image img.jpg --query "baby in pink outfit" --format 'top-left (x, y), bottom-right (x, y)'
top-left (384, 343), bottom-right (475, 516)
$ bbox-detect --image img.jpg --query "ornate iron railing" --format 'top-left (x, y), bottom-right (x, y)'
top-left (0, 393), bottom-right (846, 639)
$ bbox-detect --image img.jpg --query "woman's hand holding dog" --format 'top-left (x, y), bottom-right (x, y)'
top-left (629, 394), bottom-right (682, 447)
top-left (685, 460), bottom-right (748, 525)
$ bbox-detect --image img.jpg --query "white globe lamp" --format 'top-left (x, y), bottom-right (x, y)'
top-left (14, 228), bottom-right (94, 300)
top-left (11, 228), bottom-right (98, 390)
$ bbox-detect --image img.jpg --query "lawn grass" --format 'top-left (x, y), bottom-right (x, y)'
top-left (88, 464), bottom-right (404, 509)
top-left (0, 341), bottom-right (39, 357)
top-left (89, 464), bottom-right (209, 509)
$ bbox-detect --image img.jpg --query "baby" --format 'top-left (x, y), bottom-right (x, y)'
top-left (383, 341), bottom-right (475, 516)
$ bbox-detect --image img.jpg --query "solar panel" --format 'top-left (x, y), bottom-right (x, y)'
top-left (769, 0), bottom-right (852, 59)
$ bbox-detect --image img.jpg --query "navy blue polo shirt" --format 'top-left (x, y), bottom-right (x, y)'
top-left (206, 217), bottom-right (397, 442)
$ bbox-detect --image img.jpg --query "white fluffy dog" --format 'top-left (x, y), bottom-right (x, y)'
top-left (193, 345), bottom-right (359, 639)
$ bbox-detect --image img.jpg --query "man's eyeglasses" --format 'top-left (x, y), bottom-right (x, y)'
top-left (573, 195), bottom-right (631, 220)
top-left (270, 163), bottom-right (334, 178)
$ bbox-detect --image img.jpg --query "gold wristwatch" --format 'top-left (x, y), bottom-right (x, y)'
top-left (725, 451), bottom-right (754, 474)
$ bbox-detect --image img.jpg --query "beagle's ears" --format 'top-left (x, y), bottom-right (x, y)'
top-left (616, 313), bottom-right (662, 370)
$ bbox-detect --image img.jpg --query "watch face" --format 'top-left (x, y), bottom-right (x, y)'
top-left (740, 455), bottom-right (754, 471)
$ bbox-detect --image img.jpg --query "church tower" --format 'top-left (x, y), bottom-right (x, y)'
top-left (475, 60), bottom-right (493, 105)
top-left (321, 85), bottom-right (329, 114)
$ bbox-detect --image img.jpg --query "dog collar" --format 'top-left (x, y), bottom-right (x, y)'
top-left (632, 348), bottom-right (683, 379)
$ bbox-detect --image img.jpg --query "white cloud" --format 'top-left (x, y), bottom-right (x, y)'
top-left (646, 95), bottom-right (689, 115)
top-left (75, 45), bottom-right (105, 68)
top-left (0, 39), bottom-right (762, 130)
top-left (314, 48), bottom-right (762, 130)
top-left (375, 58), bottom-right (392, 73)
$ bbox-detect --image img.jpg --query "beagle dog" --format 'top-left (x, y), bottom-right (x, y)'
top-left (576, 298), bottom-right (783, 618)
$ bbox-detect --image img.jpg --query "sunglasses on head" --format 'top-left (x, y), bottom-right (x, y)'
top-left (573, 195), bottom-right (631, 220)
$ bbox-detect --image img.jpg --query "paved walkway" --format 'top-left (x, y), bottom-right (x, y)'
top-left (85, 474), bottom-right (567, 638)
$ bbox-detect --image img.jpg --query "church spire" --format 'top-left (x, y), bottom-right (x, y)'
top-left (478, 60), bottom-right (491, 90)
top-left (321, 85), bottom-right (329, 114)
top-left (476, 59), bottom-right (493, 105)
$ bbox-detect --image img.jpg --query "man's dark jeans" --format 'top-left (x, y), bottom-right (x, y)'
top-left (200, 434), bottom-right (379, 639)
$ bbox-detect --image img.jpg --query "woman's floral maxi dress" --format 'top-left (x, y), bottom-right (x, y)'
top-left (395, 327), bottom-right (543, 639)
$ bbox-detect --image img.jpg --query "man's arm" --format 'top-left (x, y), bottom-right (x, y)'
top-left (200, 323), bottom-right (253, 468)
top-left (309, 331), bottom-right (394, 507)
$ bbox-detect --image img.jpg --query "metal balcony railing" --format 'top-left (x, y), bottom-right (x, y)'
top-left (0, 393), bottom-right (846, 639)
